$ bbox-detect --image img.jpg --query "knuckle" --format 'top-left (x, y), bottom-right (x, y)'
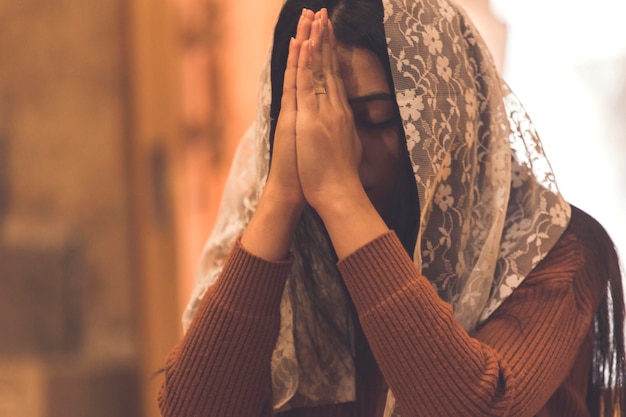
top-left (313, 72), bottom-right (325, 83)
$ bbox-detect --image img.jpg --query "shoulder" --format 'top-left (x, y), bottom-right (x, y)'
top-left (564, 205), bottom-right (620, 285)
top-left (532, 205), bottom-right (619, 314)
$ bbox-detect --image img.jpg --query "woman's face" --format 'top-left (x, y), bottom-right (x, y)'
top-left (336, 44), bottom-right (401, 220)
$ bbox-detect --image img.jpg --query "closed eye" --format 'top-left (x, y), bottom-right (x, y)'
top-left (356, 114), bottom-right (400, 130)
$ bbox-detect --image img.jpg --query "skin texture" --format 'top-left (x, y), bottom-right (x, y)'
top-left (242, 8), bottom-right (397, 261)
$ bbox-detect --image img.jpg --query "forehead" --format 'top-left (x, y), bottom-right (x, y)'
top-left (336, 45), bottom-right (391, 99)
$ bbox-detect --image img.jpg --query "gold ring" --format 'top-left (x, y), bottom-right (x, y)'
top-left (314, 85), bottom-right (327, 95)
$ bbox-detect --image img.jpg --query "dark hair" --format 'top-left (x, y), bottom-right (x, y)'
top-left (586, 217), bottom-right (626, 417)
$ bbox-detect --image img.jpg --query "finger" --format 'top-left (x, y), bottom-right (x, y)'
top-left (309, 15), bottom-right (326, 95)
top-left (296, 39), bottom-right (318, 110)
top-left (327, 19), bottom-right (341, 80)
top-left (281, 37), bottom-right (301, 112)
top-left (296, 8), bottom-right (313, 43)
top-left (326, 19), bottom-right (348, 103)
top-left (320, 9), bottom-right (335, 74)
top-left (319, 9), bottom-right (340, 102)
top-left (282, 10), bottom-right (312, 111)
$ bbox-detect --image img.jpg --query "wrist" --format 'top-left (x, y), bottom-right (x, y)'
top-left (313, 185), bottom-right (389, 260)
top-left (241, 184), bottom-right (304, 261)
top-left (315, 187), bottom-right (368, 221)
top-left (261, 181), bottom-right (306, 218)
top-left (308, 177), bottom-right (367, 220)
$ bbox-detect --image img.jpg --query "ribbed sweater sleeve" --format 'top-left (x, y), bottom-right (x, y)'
top-left (337, 227), bottom-right (603, 417)
top-left (158, 240), bottom-right (293, 417)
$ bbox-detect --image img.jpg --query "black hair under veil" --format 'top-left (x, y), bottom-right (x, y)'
top-left (266, 1), bottom-right (624, 416)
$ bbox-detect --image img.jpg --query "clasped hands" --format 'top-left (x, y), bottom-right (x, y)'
top-left (243, 8), bottom-right (388, 261)
top-left (265, 8), bottom-right (364, 219)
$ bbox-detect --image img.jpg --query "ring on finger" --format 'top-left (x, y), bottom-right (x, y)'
top-left (314, 85), bottom-right (327, 95)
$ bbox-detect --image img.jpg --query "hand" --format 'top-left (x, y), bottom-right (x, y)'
top-left (240, 10), bottom-right (314, 261)
top-left (295, 10), bottom-right (364, 216)
top-left (294, 9), bottom-right (389, 259)
top-left (263, 9), bottom-right (314, 212)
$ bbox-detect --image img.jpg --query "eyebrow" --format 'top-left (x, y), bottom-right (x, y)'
top-left (348, 92), bottom-right (395, 104)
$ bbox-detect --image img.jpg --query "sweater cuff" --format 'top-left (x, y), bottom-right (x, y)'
top-left (210, 238), bottom-right (293, 317)
top-left (337, 231), bottom-right (423, 310)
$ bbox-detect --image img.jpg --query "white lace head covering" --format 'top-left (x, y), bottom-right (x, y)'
top-left (182, 0), bottom-right (571, 415)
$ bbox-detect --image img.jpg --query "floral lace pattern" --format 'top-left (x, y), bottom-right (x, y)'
top-left (183, 0), bottom-right (570, 416)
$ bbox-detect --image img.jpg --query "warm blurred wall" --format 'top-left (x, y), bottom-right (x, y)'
top-left (0, 1), bottom-right (140, 416)
top-left (175, 0), bottom-right (284, 315)
top-left (0, 0), bottom-right (290, 416)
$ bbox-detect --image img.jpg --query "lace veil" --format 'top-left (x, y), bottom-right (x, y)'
top-left (182, 0), bottom-right (571, 415)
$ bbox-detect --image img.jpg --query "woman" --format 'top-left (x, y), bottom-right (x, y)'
top-left (159, 0), bottom-right (625, 416)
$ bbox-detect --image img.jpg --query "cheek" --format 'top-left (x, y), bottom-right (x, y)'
top-left (359, 130), bottom-right (402, 219)
top-left (363, 130), bottom-right (401, 178)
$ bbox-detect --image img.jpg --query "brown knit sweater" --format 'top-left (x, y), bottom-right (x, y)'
top-left (158, 207), bottom-right (612, 416)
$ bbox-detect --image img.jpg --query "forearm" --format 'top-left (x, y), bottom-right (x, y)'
top-left (338, 232), bottom-right (592, 417)
top-left (159, 241), bottom-right (292, 417)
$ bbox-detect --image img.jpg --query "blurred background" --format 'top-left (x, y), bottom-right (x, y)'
top-left (0, 1), bottom-right (623, 416)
